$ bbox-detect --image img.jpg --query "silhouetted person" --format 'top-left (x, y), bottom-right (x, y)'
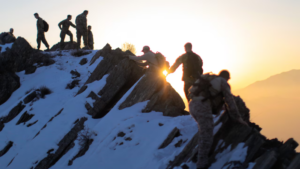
top-left (75, 10), bottom-right (89, 49)
top-left (189, 70), bottom-right (247, 169)
top-left (129, 46), bottom-right (158, 68)
top-left (34, 13), bottom-right (49, 51)
top-left (58, 15), bottom-right (76, 50)
top-left (88, 25), bottom-right (94, 49)
top-left (0, 28), bottom-right (16, 44)
top-left (168, 42), bottom-right (203, 101)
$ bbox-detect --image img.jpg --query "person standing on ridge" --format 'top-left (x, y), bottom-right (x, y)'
top-left (58, 15), bottom-right (76, 50)
top-left (168, 42), bottom-right (203, 101)
top-left (34, 13), bottom-right (49, 51)
top-left (189, 70), bottom-right (248, 169)
top-left (75, 10), bottom-right (89, 49)
top-left (87, 25), bottom-right (94, 49)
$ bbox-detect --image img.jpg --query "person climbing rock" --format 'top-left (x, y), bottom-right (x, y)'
top-left (87, 25), bottom-right (94, 49)
top-left (168, 42), bottom-right (203, 101)
top-left (188, 70), bottom-right (248, 169)
top-left (129, 46), bottom-right (157, 67)
top-left (34, 13), bottom-right (49, 51)
top-left (58, 15), bottom-right (76, 50)
top-left (75, 10), bottom-right (89, 49)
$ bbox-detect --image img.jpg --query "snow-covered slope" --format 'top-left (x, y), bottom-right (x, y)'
top-left (0, 45), bottom-right (299, 169)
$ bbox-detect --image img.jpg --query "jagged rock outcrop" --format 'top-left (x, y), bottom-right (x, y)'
top-left (0, 141), bottom-right (13, 157)
top-left (0, 37), bottom-right (54, 72)
top-left (0, 101), bottom-right (25, 131)
top-left (165, 109), bottom-right (299, 169)
top-left (80, 43), bottom-right (187, 118)
top-left (50, 41), bottom-right (78, 51)
top-left (33, 117), bottom-right (87, 169)
top-left (0, 32), bottom-right (15, 45)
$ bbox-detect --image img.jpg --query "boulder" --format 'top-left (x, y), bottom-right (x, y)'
top-left (79, 58), bottom-right (88, 65)
top-left (50, 41), bottom-right (78, 51)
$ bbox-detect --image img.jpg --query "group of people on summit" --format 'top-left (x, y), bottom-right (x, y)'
top-left (129, 43), bottom-right (247, 169)
top-left (34, 10), bottom-right (94, 51)
top-left (1, 10), bottom-right (94, 51)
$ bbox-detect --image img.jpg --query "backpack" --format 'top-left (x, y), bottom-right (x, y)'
top-left (191, 73), bottom-right (224, 114)
top-left (43, 20), bottom-right (49, 32)
top-left (184, 52), bottom-right (203, 79)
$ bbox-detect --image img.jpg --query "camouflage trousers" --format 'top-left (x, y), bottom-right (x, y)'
top-left (184, 79), bottom-right (196, 102)
top-left (37, 32), bottom-right (49, 49)
top-left (76, 29), bottom-right (88, 49)
top-left (60, 30), bottom-right (73, 50)
top-left (189, 99), bottom-right (214, 168)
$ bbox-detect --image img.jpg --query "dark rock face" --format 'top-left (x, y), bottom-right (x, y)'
top-left (16, 111), bottom-right (34, 125)
top-left (66, 80), bottom-right (80, 89)
top-left (0, 101), bottom-right (25, 131)
top-left (50, 42), bottom-right (78, 51)
top-left (88, 58), bottom-right (145, 118)
top-left (0, 101), bottom-right (25, 124)
top-left (34, 117), bottom-right (87, 169)
top-left (25, 66), bottom-right (37, 74)
top-left (79, 58), bottom-right (88, 65)
top-left (0, 37), bottom-right (54, 72)
top-left (119, 72), bottom-right (186, 117)
top-left (0, 69), bottom-right (20, 105)
top-left (0, 141), bottom-right (13, 157)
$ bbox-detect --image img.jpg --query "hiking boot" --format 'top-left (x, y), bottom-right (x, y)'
top-left (44, 49), bottom-right (50, 52)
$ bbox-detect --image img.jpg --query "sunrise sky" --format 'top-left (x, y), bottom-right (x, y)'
top-left (1, 0), bottom-right (300, 95)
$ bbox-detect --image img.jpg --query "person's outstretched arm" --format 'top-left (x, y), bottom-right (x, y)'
top-left (168, 55), bottom-right (183, 74)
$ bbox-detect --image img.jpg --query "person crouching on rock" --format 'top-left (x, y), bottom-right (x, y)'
top-left (188, 70), bottom-right (248, 169)
top-left (0, 28), bottom-right (16, 45)
top-left (129, 46), bottom-right (158, 70)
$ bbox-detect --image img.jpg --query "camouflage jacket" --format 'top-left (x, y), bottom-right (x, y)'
top-left (189, 76), bottom-right (242, 121)
top-left (169, 51), bottom-right (203, 82)
top-left (75, 13), bottom-right (87, 31)
top-left (88, 30), bottom-right (93, 44)
top-left (58, 19), bottom-right (76, 32)
top-left (37, 17), bottom-right (44, 33)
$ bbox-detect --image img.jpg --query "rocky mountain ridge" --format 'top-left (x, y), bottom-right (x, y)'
top-left (0, 38), bottom-right (299, 169)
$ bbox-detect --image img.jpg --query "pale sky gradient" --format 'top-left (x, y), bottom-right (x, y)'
top-left (1, 0), bottom-right (300, 95)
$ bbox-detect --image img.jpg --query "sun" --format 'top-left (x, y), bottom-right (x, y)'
top-left (163, 70), bottom-right (168, 76)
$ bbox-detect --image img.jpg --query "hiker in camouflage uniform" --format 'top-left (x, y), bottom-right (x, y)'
top-left (88, 25), bottom-right (94, 49)
top-left (75, 10), bottom-right (89, 49)
top-left (189, 70), bottom-right (248, 169)
top-left (129, 46), bottom-right (158, 69)
top-left (34, 13), bottom-right (49, 51)
top-left (168, 42), bottom-right (203, 101)
top-left (58, 15), bottom-right (76, 50)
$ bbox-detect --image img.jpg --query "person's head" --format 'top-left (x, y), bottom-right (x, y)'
top-left (219, 70), bottom-right (231, 81)
top-left (34, 13), bottom-right (39, 19)
top-left (88, 25), bottom-right (92, 31)
top-left (9, 28), bottom-right (14, 34)
top-left (67, 15), bottom-right (72, 20)
top-left (83, 10), bottom-right (89, 16)
top-left (184, 42), bottom-right (192, 52)
top-left (141, 46), bottom-right (150, 53)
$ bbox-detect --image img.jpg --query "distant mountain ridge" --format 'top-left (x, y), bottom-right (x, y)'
top-left (238, 69), bottom-right (300, 91)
